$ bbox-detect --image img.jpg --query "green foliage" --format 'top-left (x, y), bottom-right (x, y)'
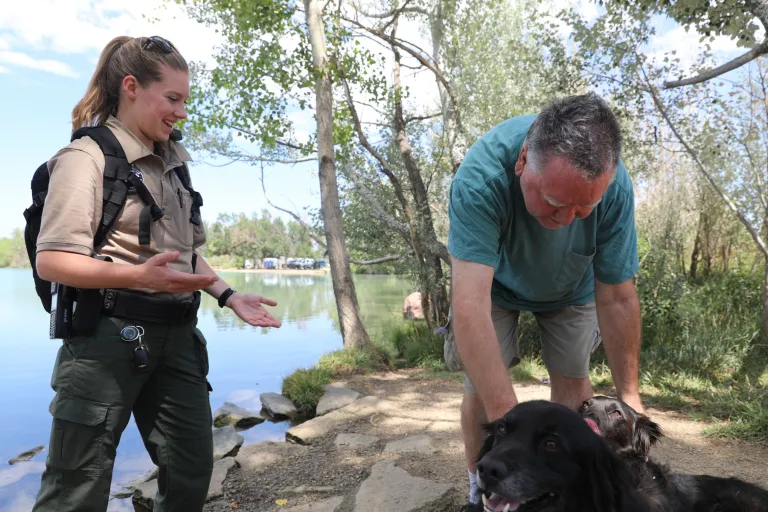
top-left (316, 345), bottom-right (389, 375)
top-left (280, 367), bottom-right (332, 415)
top-left (604, 0), bottom-right (763, 49)
top-left (202, 209), bottom-right (322, 266)
top-left (0, 229), bottom-right (30, 268)
top-left (390, 321), bottom-right (446, 369)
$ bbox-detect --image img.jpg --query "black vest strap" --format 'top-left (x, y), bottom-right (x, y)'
top-left (173, 164), bottom-right (203, 226)
top-left (126, 172), bottom-right (165, 246)
top-left (72, 126), bottom-right (165, 248)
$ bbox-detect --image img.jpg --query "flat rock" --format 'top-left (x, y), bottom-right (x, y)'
top-left (131, 458), bottom-right (238, 507)
top-left (353, 460), bottom-right (452, 511)
top-left (213, 424), bottom-right (245, 461)
top-left (316, 385), bottom-right (361, 416)
top-left (334, 433), bottom-right (379, 449)
top-left (207, 457), bottom-right (239, 501)
top-left (284, 496), bottom-right (345, 512)
top-left (235, 441), bottom-right (309, 473)
top-left (260, 392), bottom-right (299, 418)
top-left (113, 466), bottom-right (158, 499)
top-left (403, 291), bottom-right (424, 320)
top-left (286, 396), bottom-right (398, 445)
top-left (132, 478), bottom-right (158, 511)
top-left (384, 434), bottom-right (436, 455)
top-left (8, 445), bottom-right (44, 465)
top-left (213, 401), bottom-right (265, 429)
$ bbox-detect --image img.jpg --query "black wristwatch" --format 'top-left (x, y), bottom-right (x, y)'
top-left (218, 288), bottom-right (236, 308)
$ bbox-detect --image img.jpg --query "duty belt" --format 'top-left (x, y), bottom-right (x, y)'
top-left (101, 289), bottom-right (201, 324)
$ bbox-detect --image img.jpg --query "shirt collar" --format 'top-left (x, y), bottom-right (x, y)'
top-left (105, 115), bottom-right (193, 170)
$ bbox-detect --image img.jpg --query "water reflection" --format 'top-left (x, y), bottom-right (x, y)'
top-left (0, 269), bottom-right (415, 512)
top-left (202, 271), bottom-right (415, 335)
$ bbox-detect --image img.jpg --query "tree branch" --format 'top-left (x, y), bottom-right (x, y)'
top-left (228, 151), bottom-right (317, 164)
top-left (663, 43), bottom-right (768, 89)
top-left (350, 2), bottom-right (429, 19)
top-left (338, 62), bottom-right (412, 215)
top-left (258, 161), bottom-right (327, 248)
top-left (723, 122), bottom-right (768, 212)
top-left (350, 254), bottom-right (402, 265)
top-left (641, 65), bottom-right (768, 257)
top-left (341, 15), bottom-right (456, 109)
top-left (405, 112), bottom-right (442, 124)
top-left (340, 161), bottom-right (412, 237)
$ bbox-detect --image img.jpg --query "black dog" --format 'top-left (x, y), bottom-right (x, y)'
top-left (462, 400), bottom-right (646, 512)
top-left (580, 395), bottom-right (768, 512)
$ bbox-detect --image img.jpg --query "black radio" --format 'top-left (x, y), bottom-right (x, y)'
top-left (49, 282), bottom-right (77, 339)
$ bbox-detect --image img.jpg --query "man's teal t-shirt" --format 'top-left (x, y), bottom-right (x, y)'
top-left (448, 114), bottom-right (640, 312)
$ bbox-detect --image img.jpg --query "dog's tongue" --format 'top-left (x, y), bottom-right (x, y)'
top-left (486, 493), bottom-right (521, 511)
top-left (584, 417), bottom-right (600, 435)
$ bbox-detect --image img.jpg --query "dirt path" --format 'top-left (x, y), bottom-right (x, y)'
top-left (204, 370), bottom-right (768, 511)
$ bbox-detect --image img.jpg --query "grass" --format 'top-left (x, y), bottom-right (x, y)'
top-left (281, 269), bottom-right (768, 442)
top-left (280, 367), bottom-right (332, 416)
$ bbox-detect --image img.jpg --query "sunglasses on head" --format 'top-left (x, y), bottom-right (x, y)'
top-left (142, 36), bottom-right (176, 54)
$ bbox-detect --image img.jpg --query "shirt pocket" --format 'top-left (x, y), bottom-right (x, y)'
top-left (555, 250), bottom-right (595, 293)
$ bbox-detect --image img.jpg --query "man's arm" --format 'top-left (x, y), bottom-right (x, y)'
top-left (594, 277), bottom-right (644, 413)
top-left (452, 256), bottom-right (518, 421)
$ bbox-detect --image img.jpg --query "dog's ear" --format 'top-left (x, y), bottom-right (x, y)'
top-left (476, 422), bottom-right (496, 463)
top-left (633, 415), bottom-right (663, 456)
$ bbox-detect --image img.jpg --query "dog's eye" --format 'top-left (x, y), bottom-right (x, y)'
top-left (497, 423), bottom-right (507, 436)
top-left (611, 410), bottom-right (623, 418)
top-left (542, 439), bottom-right (559, 451)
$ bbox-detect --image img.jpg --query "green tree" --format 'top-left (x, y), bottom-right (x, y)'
top-left (176, 0), bottom-right (373, 349)
top-left (603, 0), bottom-right (768, 88)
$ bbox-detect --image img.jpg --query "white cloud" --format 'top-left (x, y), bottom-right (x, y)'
top-left (0, 50), bottom-right (77, 76)
top-left (0, 0), bottom-right (224, 71)
top-left (0, 64), bottom-right (8, 73)
top-left (647, 24), bottom-right (743, 71)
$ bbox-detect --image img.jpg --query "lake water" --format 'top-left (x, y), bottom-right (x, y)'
top-left (0, 268), bottom-right (414, 511)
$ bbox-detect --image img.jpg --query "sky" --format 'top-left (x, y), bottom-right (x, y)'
top-left (0, 0), bottom-right (752, 239)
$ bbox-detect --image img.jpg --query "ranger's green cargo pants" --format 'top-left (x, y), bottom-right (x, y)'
top-left (32, 315), bottom-right (213, 512)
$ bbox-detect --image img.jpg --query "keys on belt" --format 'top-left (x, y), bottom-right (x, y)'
top-left (120, 325), bottom-right (149, 373)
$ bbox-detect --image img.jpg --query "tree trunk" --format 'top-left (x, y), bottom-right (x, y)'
top-left (392, 16), bottom-right (449, 327)
top-left (429, 1), bottom-right (467, 173)
top-left (304, 0), bottom-right (371, 349)
top-left (690, 211), bottom-right (703, 279)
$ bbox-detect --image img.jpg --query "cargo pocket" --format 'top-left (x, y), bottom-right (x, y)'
top-left (48, 396), bottom-right (109, 474)
top-left (193, 327), bottom-right (210, 378)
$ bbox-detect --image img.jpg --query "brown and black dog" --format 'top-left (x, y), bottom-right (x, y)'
top-left (580, 395), bottom-right (768, 512)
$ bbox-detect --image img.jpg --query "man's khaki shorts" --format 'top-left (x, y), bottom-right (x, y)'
top-left (443, 302), bottom-right (602, 392)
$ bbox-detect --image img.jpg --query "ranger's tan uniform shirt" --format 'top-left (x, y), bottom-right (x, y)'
top-left (36, 116), bottom-right (206, 298)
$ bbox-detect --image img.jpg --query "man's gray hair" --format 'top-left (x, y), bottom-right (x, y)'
top-left (525, 92), bottom-right (622, 180)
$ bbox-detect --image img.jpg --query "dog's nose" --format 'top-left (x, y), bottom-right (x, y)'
top-left (477, 459), bottom-right (508, 484)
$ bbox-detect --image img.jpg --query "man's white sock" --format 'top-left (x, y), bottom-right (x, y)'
top-left (468, 469), bottom-right (481, 505)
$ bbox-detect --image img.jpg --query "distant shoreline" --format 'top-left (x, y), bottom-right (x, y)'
top-left (0, 266), bottom-right (328, 275)
top-left (211, 267), bottom-right (329, 275)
